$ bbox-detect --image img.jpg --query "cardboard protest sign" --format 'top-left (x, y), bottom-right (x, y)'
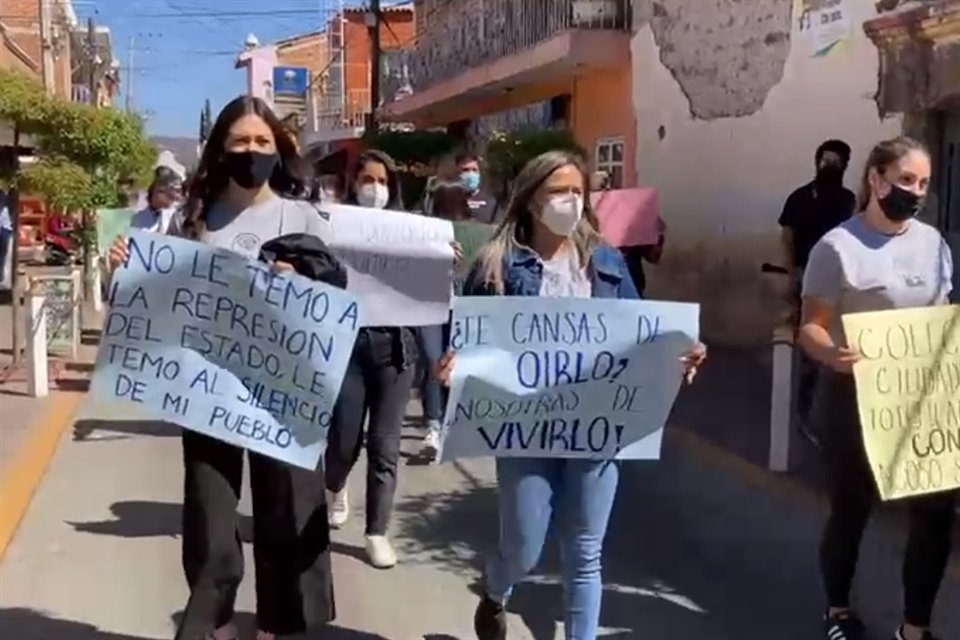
top-left (590, 188), bottom-right (660, 248)
top-left (439, 297), bottom-right (700, 461)
top-left (452, 220), bottom-right (496, 293)
top-left (842, 305), bottom-right (960, 500)
top-left (324, 204), bottom-right (455, 327)
top-left (90, 230), bottom-right (362, 470)
top-left (96, 208), bottom-right (136, 253)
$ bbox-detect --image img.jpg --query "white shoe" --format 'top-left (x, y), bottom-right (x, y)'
top-left (421, 429), bottom-right (441, 459)
top-left (365, 534), bottom-right (397, 568)
top-left (327, 489), bottom-right (349, 529)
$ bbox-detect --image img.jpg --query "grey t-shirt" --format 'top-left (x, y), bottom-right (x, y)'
top-left (803, 215), bottom-right (954, 346)
top-left (169, 195), bottom-right (330, 258)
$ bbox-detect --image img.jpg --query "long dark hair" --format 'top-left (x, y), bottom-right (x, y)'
top-left (430, 180), bottom-right (470, 221)
top-left (857, 136), bottom-right (928, 212)
top-left (346, 149), bottom-right (404, 211)
top-left (181, 96), bottom-right (305, 238)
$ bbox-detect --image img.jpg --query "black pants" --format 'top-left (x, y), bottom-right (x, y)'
top-left (325, 327), bottom-right (416, 535)
top-left (816, 372), bottom-right (956, 627)
top-left (176, 431), bottom-right (335, 639)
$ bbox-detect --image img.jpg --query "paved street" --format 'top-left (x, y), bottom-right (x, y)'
top-left (0, 396), bottom-right (958, 640)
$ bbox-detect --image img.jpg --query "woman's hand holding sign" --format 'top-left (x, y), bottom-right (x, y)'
top-left (108, 235), bottom-right (129, 274)
top-left (680, 343), bottom-right (708, 384)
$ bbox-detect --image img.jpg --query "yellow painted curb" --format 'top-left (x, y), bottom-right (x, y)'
top-left (0, 391), bottom-right (83, 561)
top-left (667, 428), bottom-right (960, 581)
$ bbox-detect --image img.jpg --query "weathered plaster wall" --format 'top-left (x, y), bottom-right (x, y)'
top-left (631, 0), bottom-right (903, 347)
top-left (643, 0), bottom-right (793, 120)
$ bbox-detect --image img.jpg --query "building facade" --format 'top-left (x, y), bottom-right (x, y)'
top-left (631, 0), bottom-right (907, 346)
top-left (380, 0), bottom-right (636, 188)
top-left (0, 0), bottom-right (76, 97)
top-left (864, 0), bottom-right (960, 301)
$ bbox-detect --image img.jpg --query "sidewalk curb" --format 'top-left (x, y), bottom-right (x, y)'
top-left (0, 391), bottom-right (83, 561)
top-left (668, 428), bottom-right (960, 581)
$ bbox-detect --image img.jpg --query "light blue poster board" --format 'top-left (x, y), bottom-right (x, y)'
top-left (439, 297), bottom-right (700, 461)
top-left (90, 230), bottom-right (362, 469)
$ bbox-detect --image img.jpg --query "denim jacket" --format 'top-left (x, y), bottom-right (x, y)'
top-left (462, 243), bottom-right (640, 299)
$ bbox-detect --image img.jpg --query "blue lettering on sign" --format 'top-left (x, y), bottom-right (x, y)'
top-left (636, 315), bottom-right (661, 344)
top-left (449, 314), bottom-right (490, 350)
top-left (451, 390), bottom-right (580, 425)
top-left (108, 284), bottom-right (150, 311)
top-left (103, 312), bottom-right (162, 344)
top-left (190, 250), bottom-right (230, 288)
top-left (126, 236), bottom-right (176, 274)
top-left (476, 416), bottom-right (624, 453)
top-left (208, 406), bottom-right (293, 449)
top-left (243, 263), bottom-right (331, 322)
top-left (107, 344), bottom-right (180, 380)
top-left (510, 312), bottom-right (609, 345)
top-left (114, 373), bottom-right (147, 403)
top-left (236, 377), bottom-right (333, 430)
top-left (172, 290), bottom-right (333, 362)
top-left (515, 350), bottom-right (628, 389)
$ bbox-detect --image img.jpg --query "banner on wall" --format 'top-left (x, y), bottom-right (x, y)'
top-left (796, 0), bottom-right (852, 57)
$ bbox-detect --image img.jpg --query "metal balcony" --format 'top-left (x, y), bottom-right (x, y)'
top-left (408, 0), bottom-right (632, 93)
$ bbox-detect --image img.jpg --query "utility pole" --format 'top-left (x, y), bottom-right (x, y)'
top-left (87, 18), bottom-right (98, 106)
top-left (366, 0), bottom-right (382, 132)
top-left (9, 127), bottom-right (22, 365)
top-left (125, 35), bottom-right (135, 113)
top-left (38, 0), bottom-right (55, 94)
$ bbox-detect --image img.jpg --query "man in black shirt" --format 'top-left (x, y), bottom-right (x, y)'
top-left (779, 139), bottom-right (856, 284)
top-left (778, 139), bottom-right (856, 440)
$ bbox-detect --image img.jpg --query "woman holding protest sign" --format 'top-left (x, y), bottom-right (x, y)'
top-left (108, 95), bottom-right (336, 640)
top-left (322, 149), bottom-right (419, 568)
top-left (800, 137), bottom-right (955, 640)
top-left (435, 150), bottom-right (706, 640)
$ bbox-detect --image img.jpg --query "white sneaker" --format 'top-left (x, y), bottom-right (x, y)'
top-left (421, 429), bottom-right (441, 459)
top-left (327, 489), bottom-right (349, 529)
top-left (365, 534), bottom-right (397, 568)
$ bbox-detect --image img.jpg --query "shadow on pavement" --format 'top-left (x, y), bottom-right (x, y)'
top-left (171, 611), bottom-right (390, 640)
top-left (65, 499), bottom-right (254, 543)
top-left (73, 419), bottom-right (180, 441)
top-left (391, 441), bottom-right (838, 640)
top-left (0, 608), bottom-right (155, 640)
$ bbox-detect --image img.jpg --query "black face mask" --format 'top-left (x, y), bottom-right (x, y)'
top-left (815, 163), bottom-right (844, 188)
top-left (879, 183), bottom-right (925, 222)
top-left (224, 151), bottom-right (278, 189)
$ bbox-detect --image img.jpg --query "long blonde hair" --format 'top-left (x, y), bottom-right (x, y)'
top-left (475, 150), bottom-right (603, 294)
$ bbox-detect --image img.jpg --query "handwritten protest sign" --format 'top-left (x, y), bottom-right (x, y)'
top-left (590, 188), bottom-right (660, 247)
top-left (323, 204), bottom-right (455, 327)
top-left (842, 305), bottom-right (960, 500)
top-left (90, 230), bottom-right (362, 469)
top-left (439, 297), bottom-right (699, 461)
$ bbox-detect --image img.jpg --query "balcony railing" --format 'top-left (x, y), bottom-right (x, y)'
top-left (311, 89), bottom-right (371, 133)
top-left (406, 0), bottom-right (631, 94)
top-left (71, 84), bottom-right (91, 104)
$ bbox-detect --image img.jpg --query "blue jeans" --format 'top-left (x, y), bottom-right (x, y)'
top-left (486, 457), bottom-right (619, 640)
top-left (415, 323), bottom-right (449, 425)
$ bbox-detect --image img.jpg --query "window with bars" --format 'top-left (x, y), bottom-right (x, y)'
top-left (595, 137), bottom-right (625, 189)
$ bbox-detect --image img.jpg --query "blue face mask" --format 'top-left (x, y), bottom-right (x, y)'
top-left (460, 171), bottom-right (480, 193)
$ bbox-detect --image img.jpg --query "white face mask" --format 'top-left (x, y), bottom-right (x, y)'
top-left (538, 193), bottom-right (583, 237)
top-left (356, 183), bottom-right (390, 209)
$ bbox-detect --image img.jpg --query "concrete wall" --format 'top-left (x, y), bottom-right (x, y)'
top-left (631, 0), bottom-right (903, 346)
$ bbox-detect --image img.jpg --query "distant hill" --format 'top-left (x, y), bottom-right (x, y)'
top-left (149, 136), bottom-right (199, 171)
